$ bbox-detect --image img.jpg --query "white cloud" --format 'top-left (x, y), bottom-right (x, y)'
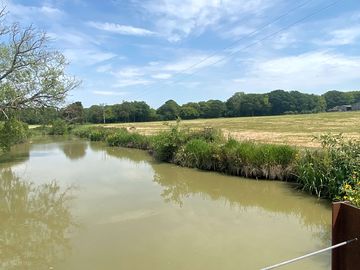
top-left (93, 91), bottom-right (128, 96)
top-left (114, 68), bottom-right (144, 78)
top-left (96, 64), bottom-right (113, 73)
top-left (114, 79), bottom-right (152, 88)
top-left (222, 25), bottom-right (255, 39)
top-left (233, 51), bottom-right (360, 91)
top-left (63, 49), bottom-right (116, 65)
top-left (139, 0), bottom-right (275, 41)
top-left (316, 26), bottom-right (360, 46)
top-left (6, 1), bottom-right (64, 20)
top-left (88, 21), bottom-right (155, 36)
top-left (151, 73), bottom-right (172, 79)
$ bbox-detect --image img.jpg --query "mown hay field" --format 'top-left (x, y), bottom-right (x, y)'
top-left (95, 111), bottom-right (360, 147)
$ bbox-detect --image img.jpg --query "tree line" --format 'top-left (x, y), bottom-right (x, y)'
top-left (15, 89), bottom-right (360, 125)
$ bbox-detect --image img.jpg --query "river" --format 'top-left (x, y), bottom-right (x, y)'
top-left (0, 137), bottom-right (331, 270)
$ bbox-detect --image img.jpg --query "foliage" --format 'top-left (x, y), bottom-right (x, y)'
top-left (156, 99), bottom-right (180, 120)
top-left (0, 9), bottom-right (79, 119)
top-left (341, 181), bottom-right (360, 207)
top-left (174, 139), bottom-right (221, 170)
top-left (72, 126), bottom-right (110, 141)
top-left (61, 101), bottom-right (84, 124)
top-left (107, 129), bottom-right (150, 149)
top-left (49, 119), bottom-right (69, 135)
top-left (0, 118), bottom-right (28, 152)
top-left (221, 139), bottom-right (297, 180)
top-left (150, 123), bottom-right (187, 161)
top-left (297, 134), bottom-right (360, 200)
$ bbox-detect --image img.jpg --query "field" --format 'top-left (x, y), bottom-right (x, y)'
top-left (95, 111), bottom-right (360, 147)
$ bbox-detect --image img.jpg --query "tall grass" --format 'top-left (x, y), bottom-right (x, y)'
top-left (174, 138), bottom-right (297, 180)
top-left (107, 129), bottom-right (150, 149)
top-left (296, 134), bottom-right (360, 201)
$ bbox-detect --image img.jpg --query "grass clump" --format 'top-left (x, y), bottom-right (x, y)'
top-left (174, 139), bottom-right (221, 170)
top-left (221, 139), bottom-right (297, 180)
top-left (107, 129), bottom-right (150, 149)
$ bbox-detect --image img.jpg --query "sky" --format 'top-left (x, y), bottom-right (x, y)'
top-left (3, 0), bottom-right (360, 108)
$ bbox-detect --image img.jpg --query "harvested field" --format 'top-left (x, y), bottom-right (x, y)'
top-left (92, 111), bottom-right (360, 147)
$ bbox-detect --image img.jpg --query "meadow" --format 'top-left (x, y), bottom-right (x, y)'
top-left (96, 111), bottom-right (360, 147)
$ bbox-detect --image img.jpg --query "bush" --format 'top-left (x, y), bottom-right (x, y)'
top-left (150, 125), bottom-right (188, 162)
top-left (297, 134), bottom-right (360, 200)
top-left (49, 119), bottom-right (69, 135)
top-left (0, 118), bottom-right (29, 151)
top-left (174, 139), bottom-right (221, 170)
top-left (107, 129), bottom-right (150, 149)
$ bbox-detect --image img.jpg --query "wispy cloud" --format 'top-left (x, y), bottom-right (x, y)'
top-left (63, 49), bottom-right (116, 65)
top-left (233, 51), bottom-right (360, 91)
top-left (151, 73), bottom-right (172, 79)
top-left (138, 0), bottom-right (275, 41)
top-left (88, 21), bottom-right (156, 36)
top-left (114, 79), bottom-right (152, 88)
top-left (315, 26), bottom-right (360, 46)
top-left (6, 1), bottom-right (64, 21)
top-left (93, 90), bottom-right (128, 96)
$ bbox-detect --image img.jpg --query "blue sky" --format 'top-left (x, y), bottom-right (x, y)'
top-left (4, 0), bottom-right (360, 108)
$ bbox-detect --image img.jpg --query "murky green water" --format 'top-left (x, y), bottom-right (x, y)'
top-left (0, 137), bottom-right (331, 270)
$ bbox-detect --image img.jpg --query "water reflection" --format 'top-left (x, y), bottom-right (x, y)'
top-left (0, 143), bottom-right (30, 166)
top-left (0, 169), bottom-right (76, 270)
top-left (152, 163), bottom-right (330, 229)
top-left (60, 140), bottom-right (87, 160)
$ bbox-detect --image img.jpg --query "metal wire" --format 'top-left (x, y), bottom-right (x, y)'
top-left (261, 237), bottom-right (358, 270)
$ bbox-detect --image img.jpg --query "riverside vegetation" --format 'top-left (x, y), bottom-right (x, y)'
top-left (49, 121), bottom-right (360, 207)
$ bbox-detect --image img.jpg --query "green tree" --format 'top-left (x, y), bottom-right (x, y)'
top-left (225, 92), bottom-right (245, 117)
top-left (0, 118), bottom-right (28, 152)
top-left (0, 9), bottom-right (79, 119)
top-left (61, 102), bottom-right (84, 124)
top-left (179, 102), bottom-right (200, 119)
top-left (199, 100), bottom-right (226, 118)
top-left (322, 90), bottom-right (351, 110)
top-left (86, 105), bottom-right (103, 123)
top-left (157, 100), bottom-right (180, 120)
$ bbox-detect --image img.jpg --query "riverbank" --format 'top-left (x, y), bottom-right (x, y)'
top-left (54, 123), bottom-right (360, 205)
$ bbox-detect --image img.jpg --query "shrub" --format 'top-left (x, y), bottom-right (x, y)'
top-left (297, 134), bottom-right (360, 200)
top-left (0, 118), bottom-right (29, 151)
top-left (150, 125), bottom-right (188, 162)
top-left (107, 129), bottom-right (150, 149)
top-left (49, 119), bottom-right (69, 135)
top-left (174, 139), bottom-right (221, 170)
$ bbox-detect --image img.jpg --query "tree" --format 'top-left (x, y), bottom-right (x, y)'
top-left (322, 90), bottom-right (352, 110)
top-left (156, 100), bottom-right (180, 120)
top-left (225, 92), bottom-right (245, 117)
top-left (0, 8), bottom-right (79, 119)
top-left (199, 100), bottom-right (225, 118)
top-left (61, 102), bottom-right (84, 124)
top-left (179, 102), bottom-right (200, 119)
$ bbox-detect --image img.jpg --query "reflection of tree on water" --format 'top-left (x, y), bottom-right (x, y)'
top-left (60, 140), bottom-right (88, 160)
top-left (0, 142), bottom-right (30, 167)
top-left (0, 169), bottom-right (76, 270)
top-left (152, 163), bottom-right (331, 231)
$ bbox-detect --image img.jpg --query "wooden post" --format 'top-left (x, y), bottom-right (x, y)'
top-left (332, 202), bottom-right (360, 270)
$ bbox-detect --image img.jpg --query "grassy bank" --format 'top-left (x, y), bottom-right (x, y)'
top-left (69, 124), bottom-right (360, 206)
